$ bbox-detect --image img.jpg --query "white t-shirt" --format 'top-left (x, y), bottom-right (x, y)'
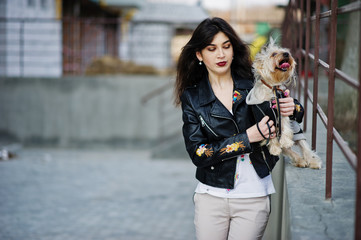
top-left (195, 153), bottom-right (275, 198)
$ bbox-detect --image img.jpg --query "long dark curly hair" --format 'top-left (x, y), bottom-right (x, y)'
top-left (174, 17), bottom-right (253, 106)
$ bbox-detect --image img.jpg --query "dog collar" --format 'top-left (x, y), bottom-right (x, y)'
top-left (261, 79), bottom-right (273, 89)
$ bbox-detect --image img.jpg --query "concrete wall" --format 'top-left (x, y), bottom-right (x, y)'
top-left (0, 75), bottom-right (181, 148)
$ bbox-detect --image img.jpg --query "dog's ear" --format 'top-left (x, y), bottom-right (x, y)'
top-left (267, 37), bottom-right (279, 49)
top-left (269, 37), bottom-right (275, 46)
top-left (261, 37), bottom-right (276, 52)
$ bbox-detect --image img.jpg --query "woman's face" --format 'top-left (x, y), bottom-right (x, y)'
top-left (196, 31), bottom-right (233, 77)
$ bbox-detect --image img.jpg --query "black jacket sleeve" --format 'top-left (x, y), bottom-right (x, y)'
top-left (290, 99), bottom-right (304, 123)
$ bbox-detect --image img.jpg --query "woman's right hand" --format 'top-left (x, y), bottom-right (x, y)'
top-left (246, 116), bottom-right (276, 143)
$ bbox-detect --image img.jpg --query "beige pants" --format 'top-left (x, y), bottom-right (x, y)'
top-left (194, 193), bottom-right (270, 240)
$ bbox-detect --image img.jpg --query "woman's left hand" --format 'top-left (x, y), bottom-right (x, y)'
top-left (278, 90), bottom-right (295, 117)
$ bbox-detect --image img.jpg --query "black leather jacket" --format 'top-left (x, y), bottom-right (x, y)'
top-left (181, 76), bottom-right (285, 189)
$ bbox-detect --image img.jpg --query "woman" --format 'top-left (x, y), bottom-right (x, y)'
top-left (174, 18), bottom-right (300, 240)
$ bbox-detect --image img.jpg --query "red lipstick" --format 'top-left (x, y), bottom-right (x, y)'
top-left (217, 61), bottom-right (227, 67)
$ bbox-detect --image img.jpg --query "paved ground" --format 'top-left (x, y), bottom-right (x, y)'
top-left (0, 148), bottom-right (197, 240)
top-left (0, 103), bottom-right (357, 240)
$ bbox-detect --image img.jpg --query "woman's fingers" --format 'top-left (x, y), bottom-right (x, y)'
top-left (247, 116), bottom-right (277, 143)
top-left (259, 116), bottom-right (275, 138)
top-left (278, 95), bottom-right (295, 117)
top-left (260, 116), bottom-right (270, 124)
top-left (269, 126), bottom-right (276, 138)
top-left (265, 125), bottom-right (276, 138)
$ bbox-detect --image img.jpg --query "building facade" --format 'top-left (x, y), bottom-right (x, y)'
top-left (129, 2), bottom-right (208, 70)
top-left (0, 0), bottom-right (62, 77)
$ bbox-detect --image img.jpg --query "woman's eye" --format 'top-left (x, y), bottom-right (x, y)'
top-left (271, 52), bottom-right (277, 57)
top-left (224, 44), bottom-right (231, 49)
top-left (207, 48), bottom-right (216, 51)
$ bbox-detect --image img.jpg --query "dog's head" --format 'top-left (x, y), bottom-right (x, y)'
top-left (252, 38), bottom-right (296, 86)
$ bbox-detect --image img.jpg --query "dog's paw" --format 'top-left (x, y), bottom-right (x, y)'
top-left (269, 144), bottom-right (282, 156)
top-left (287, 155), bottom-right (304, 168)
top-left (292, 160), bottom-right (308, 168)
top-left (308, 154), bottom-right (322, 169)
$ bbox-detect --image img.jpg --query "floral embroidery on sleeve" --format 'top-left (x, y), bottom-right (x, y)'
top-left (233, 90), bottom-right (242, 103)
top-left (196, 144), bottom-right (214, 157)
top-left (220, 141), bottom-right (246, 155)
top-left (295, 104), bottom-right (302, 112)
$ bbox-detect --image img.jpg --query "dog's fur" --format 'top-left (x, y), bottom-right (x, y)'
top-left (246, 38), bottom-right (322, 169)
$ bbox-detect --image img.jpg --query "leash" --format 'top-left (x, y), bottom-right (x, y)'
top-left (256, 121), bottom-right (272, 145)
top-left (272, 86), bottom-right (283, 139)
top-left (260, 79), bottom-right (284, 139)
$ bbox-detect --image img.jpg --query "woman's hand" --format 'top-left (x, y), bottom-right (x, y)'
top-left (246, 116), bottom-right (276, 143)
top-left (278, 89), bottom-right (295, 117)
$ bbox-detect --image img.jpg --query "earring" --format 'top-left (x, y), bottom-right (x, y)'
top-left (199, 61), bottom-right (202, 65)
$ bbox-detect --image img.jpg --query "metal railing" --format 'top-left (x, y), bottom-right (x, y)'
top-left (282, 0), bottom-right (361, 239)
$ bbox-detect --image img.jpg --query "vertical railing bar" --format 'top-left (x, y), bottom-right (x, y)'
top-left (355, 3), bottom-right (361, 239)
top-left (290, 4), bottom-right (295, 54)
top-left (282, 2), bottom-right (290, 49)
top-left (293, 2), bottom-right (297, 56)
top-left (312, 0), bottom-right (321, 151)
top-left (325, 0), bottom-right (338, 200)
top-left (297, 0), bottom-right (304, 101)
top-left (303, 0), bottom-right (311, 132)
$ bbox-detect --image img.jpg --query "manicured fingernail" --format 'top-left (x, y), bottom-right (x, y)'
top-left (272, 100), bottom-right (276, 103)
top-left (272, 105), bottom-right (277, 109)
top-left (284, 92), bottom-right (288, 96)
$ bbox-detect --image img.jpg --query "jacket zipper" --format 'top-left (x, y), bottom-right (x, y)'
top-left (210, 114), bottom-right (240, 162)
top-left (211, 114), bottom-right (240, 133)
top-left (199, 115), bottom-right (219, 137)
top-left (198, 115), bottom-right (233, 162)
top-left (221, 156), bottom-right (235, 162)
top-left (261, 149), bottom-right (271, 172)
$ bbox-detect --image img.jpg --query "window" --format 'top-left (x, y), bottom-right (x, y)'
top-left (41, 0), bottom-right (48, 9)
top-left (27, 0), bottom-right (35, 7)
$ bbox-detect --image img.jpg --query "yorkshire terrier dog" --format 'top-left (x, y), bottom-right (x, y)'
top-left (246, 38), bottom-right (322, 169)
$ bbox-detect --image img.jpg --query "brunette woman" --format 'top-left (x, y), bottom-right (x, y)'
top-left (175, 17), bottom-right (300, 240)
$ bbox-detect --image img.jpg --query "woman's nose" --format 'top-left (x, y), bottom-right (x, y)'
top-left (218, 49), bottom-right (225, 58)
